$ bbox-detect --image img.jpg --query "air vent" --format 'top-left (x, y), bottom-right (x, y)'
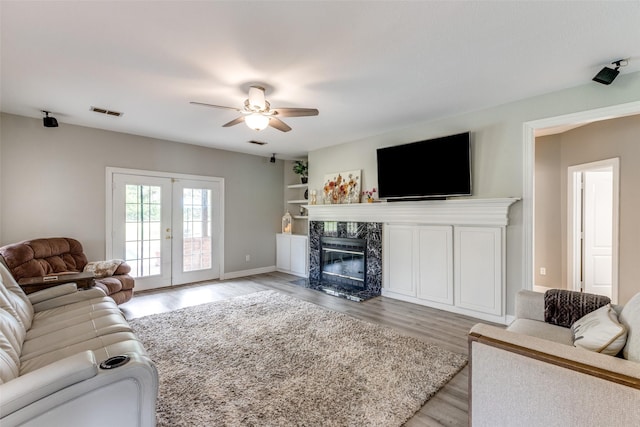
top-left (248, 140), bottom-right (267, 145)
top-left (91, 106), bottom-right (123, 117)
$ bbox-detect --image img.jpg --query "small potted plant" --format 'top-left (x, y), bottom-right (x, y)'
top-left (293, 160), bottom-right (308, 184)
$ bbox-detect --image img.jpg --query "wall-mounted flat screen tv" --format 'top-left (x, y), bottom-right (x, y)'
top-left (376, 132), bottom-right (471, 200)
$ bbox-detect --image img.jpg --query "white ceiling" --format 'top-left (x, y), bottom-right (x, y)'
top-left (1, 1), bottom-right (639, 159)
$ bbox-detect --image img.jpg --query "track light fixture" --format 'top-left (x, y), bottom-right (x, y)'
top-left (42, 110), bottom-right (59, 128)
top-left (270, 154), bottom-right (276, 163)
top-left (593, 59), bottom-right (628, 85)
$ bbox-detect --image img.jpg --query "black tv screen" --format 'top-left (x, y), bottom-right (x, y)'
top-left (376, 132), bottom-right (471, 200)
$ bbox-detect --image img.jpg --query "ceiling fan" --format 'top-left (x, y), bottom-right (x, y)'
top-left (190, 85), bottom-right (319, 132)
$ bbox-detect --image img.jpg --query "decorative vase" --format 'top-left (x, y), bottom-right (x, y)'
top-left (304, 189), bottom-right (309, 200)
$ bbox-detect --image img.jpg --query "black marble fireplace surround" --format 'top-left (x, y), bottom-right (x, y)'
top-left (297, 221), bottom-right (382, 301)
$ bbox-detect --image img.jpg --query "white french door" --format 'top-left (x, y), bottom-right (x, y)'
top-left (171, 178), bottom-right (221, 285)
top-left (108, 169), bottom-right (223, 291)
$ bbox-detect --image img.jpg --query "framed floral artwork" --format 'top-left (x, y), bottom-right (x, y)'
top-left (322, 170), bottom-right (361, 204)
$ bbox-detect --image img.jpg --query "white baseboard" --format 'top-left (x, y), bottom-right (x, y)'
top-left (221, 266), bottom-right (276, 280)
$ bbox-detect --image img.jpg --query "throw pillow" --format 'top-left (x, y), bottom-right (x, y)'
top-left (619, 292), bottom-right (640, 362)
top-left (544, 289), bottom-right (610, 328)
top-left (571, 304), bottom-right (627, 356)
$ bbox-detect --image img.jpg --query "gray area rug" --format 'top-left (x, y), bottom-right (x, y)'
top-left (129, 290), bottom-right (467, 426)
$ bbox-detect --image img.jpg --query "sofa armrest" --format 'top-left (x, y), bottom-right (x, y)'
top-left (0, 351), bottom-right (97, 416)
top-left (514, 289), bottom-right (545, 321)
top-left (469, 323), bottom-right (640, 426)
top-left (470, 323), bottom-right (640, 382)
top-left (27, 283), bottom-right (78, 304)
top-left (2, 352), bottom-right (158, 427)
top-left (31, 287), bottom-right (107, 312)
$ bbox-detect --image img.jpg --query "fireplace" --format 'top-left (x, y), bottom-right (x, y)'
top-left (296, 221), bottom-right (382, 302)
top-left (320, 237), bottom-right (366, 289)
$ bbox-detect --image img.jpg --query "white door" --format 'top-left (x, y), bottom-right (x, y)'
top-left (417, 226), bottom-right (453, 305)
top-left (171, 179), bottom-right (222, 285)
top-left (112, 174), bottom-right (173, 290)
top-left (290, 236), bottom-right (308, 276)
top-left (383, 225), bottom-right (415, 297)
top-left (583, 169), bottom-right (613, 298)
top-left (110, 170), bottom-right (223, 291)
top-left (567, 158), bottom-right (619, 302)
top-left (454, 226), bottom-right (502, 316)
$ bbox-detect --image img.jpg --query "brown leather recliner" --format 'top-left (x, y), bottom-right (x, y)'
top-left (0, 237), bottom-right (134, 304)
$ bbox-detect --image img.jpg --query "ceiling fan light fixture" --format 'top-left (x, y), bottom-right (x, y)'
top-left (248, 86), bottom-right (266, 110)
top-left (245, 113), bottom-right (270, 131)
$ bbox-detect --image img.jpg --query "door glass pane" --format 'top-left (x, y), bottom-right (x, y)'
top-left (183, 188), bottom-right (212, 272)
top-left (125, 184), bottom-right (163, 278)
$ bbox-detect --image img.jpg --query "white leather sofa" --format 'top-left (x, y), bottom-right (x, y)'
top-left (469, 290), bottom-right (640, 427)
top-left (0, 262), bottom-right (158, 427)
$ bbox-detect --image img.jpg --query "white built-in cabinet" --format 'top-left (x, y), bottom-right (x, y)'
top-left (384, 225), bottom-right (453, 305)
top-left (276, 233), bottom-right (308, 277)
top-left (454, 227), bottom-right (502, 316)
top-left (307, 198), bottom-right (518, 324)
top-left (384, 223), bottom-right (503, 322)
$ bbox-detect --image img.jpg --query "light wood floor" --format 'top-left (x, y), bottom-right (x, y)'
top-left (120, 271), bottom-right (494, 427)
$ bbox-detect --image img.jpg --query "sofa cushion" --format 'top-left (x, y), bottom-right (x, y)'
top-left (544, 289), bottom-right (610, 328)
top-left (572, 304), bottom-right (627, 356)
top-left (20, 314), bottom-right (133, 361)
top-left (19, 332), bottom-right (146, 375)
top-left (619, 292), bottom-right (640, 362)
top-left (507, 318), bottom-right (573, 345)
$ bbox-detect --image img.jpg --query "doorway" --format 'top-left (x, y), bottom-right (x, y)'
top-left (106, 168), bottom-right (224, 291)
top-left (523, 100), bottom-right (640, 297)
top-left (567, 158), bottom-right (619, 302)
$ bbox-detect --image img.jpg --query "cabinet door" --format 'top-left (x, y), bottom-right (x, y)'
top-left (384, 225), bottom-right (416, 297)
top-left (290, 236), bottom-right (308, 276)
top-left (417, 226), bottom-right (453, 305)
top-left (454, 227), bottom-right (502, 316)
top-left (276, 234), bottom-right (291, 271)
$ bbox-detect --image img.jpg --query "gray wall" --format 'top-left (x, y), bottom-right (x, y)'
top-left (309, 71), bottom-right (640, 312)
top-left (0, 113), bottom-right (284, 275)
top-left (535, 115), bottom-right (640, 304)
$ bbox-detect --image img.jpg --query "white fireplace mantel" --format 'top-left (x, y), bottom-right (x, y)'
top-left (306, 198), bottom-right (520, 227)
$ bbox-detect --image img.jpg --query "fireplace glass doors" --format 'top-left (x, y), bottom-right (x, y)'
top-left (320, 237), bottom-right (366, 289)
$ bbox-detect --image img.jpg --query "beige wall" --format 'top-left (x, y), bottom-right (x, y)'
top-left (309, 71), bottom-right (640, 313)
top-left (534, 134), bottom-right (562, 288)
top-left (0, 113), bottom-right (284, 275)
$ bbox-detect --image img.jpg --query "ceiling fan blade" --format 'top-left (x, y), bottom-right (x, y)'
top-left (190, 101), bottom-right (241, 112)
top-left (272, 108), bottom-right (319, 117)
top-left (268, 117), bottom-right (292, 132)
top-left (222, 116), bottom-right (245, 127)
